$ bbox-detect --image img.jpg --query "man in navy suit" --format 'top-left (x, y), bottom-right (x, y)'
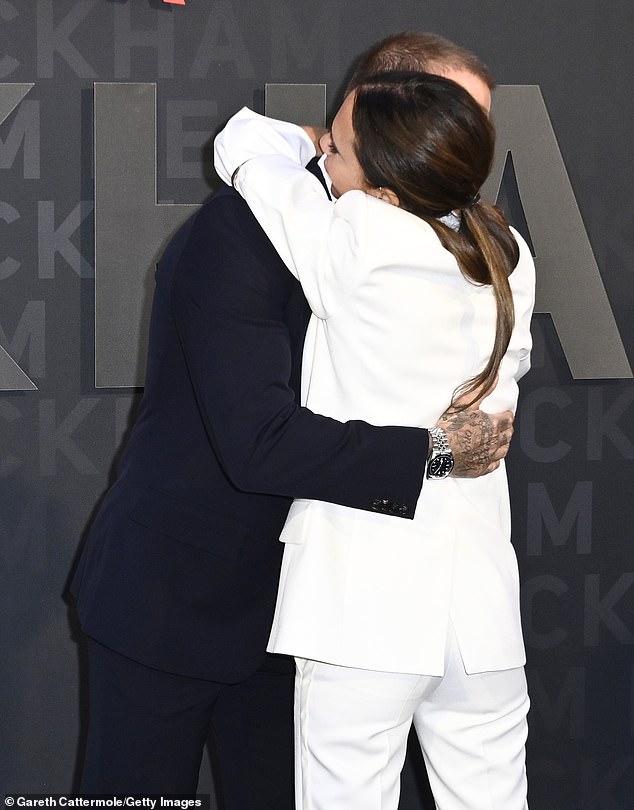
top-left (71, 32), bottom-right (510, 807)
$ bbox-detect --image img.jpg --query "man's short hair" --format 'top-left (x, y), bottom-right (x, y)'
top-left (346, 31), bottom-right (494, 93)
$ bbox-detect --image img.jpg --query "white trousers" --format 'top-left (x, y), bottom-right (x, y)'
top-left (294, 625), bottom-right (529, 810)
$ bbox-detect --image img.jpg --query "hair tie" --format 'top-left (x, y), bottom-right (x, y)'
top-left (465, 192), bottom-right (481, 209)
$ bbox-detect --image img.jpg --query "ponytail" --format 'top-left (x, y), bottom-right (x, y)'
top-left (351, 72), bottom-right (521, 409)
top-left (425, 200), bottom-right (519, 408)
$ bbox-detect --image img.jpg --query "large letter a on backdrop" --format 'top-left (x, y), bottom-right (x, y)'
top-left (482, 85), bottom-right (631, 380)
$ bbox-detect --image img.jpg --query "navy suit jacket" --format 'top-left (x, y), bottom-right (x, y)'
top-left (71, 175), bottom-right (428, 683)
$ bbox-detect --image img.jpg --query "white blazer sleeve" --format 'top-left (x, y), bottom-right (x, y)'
top-left (508, 230), bottom-right (536, 382)
top-left (214, 108), bottom-right (369, 319)
top-left (213, 106), bottom-right (317, 183)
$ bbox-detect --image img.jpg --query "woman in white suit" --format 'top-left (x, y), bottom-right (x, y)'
top-left (215, 72), bottom-right (535, 810)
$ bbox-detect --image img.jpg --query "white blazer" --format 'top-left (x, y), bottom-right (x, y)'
top-left (214, 109), bottom-right (536, 676)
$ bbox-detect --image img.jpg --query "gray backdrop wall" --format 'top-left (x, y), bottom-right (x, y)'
top-left (1, 1), bottom-right (632, 807)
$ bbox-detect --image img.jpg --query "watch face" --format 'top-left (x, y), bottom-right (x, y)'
top-left (428, 454), bottom-right (454, 478)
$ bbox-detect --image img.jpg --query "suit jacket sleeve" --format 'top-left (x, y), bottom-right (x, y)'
top-left (169, 189), bottom-right (427, 518)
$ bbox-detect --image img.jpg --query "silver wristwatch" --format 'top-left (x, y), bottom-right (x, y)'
top-left (426, 426), bottom-right (454, 479)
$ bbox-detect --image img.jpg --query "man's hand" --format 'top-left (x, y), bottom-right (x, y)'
top-left (436, 385), bottom-right (514, 478)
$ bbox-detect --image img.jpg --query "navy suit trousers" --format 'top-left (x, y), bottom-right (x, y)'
top-left (80, 639), bottom-right (294, 809)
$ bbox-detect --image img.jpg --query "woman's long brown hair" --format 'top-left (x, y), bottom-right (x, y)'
top-left (352, 71), bottom-right (519, 407)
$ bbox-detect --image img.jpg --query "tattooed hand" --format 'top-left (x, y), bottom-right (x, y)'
top-left (436, 385), bottom-right (514, 478)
